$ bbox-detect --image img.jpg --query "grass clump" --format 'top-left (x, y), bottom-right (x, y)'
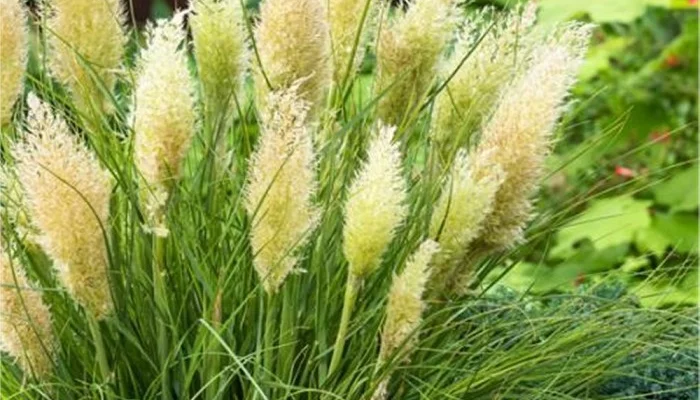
top-left (0, 1), bottom-right (696, 399)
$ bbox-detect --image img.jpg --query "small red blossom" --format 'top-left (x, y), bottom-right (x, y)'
top-left (614, 165), bottom-right (636, 179)
top-left (689, 0), bottom-right (697, 6)
top-left (665, 54), bottom-right (681, 68)
top-left (650, 130), bottom-right (671, 143)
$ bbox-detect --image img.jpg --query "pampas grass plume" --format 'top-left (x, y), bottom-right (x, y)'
top-left (432, 2), bottom-right (537, 152)
top-left (245, 83), bottom-right (318, 294)
top-left (46, 0), bottom-right (127, 114)
top-left (14, 94), bottom-right (113, 318)
top-left (326, 0), bottom-right (379, 85)
top-left (0, 253), bottom-right (55, 377)
top-left (373, 239), bottom-right (440, 400)
top-left (0, 0), bottom-right (28, 125)
top-left (343, 124), bottom-right (407, 277)
top-left (254, 0), bottom-right (331, 115)
top-left (133, 12), bottom-right (196, 237)
top-left (191, 0), bottom-right (248, 121)
top-left (375, 0), bottom-right (457, 125)
top-left (472, 25), bottom-right (591, 254)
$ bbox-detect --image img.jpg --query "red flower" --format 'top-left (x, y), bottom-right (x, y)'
top-left (615, 166), bottom-right (636, 179)
top-left (665, 54), bottom-right (681, 68)
top-left (650, 130), bottom-right (671, 143)
top-left (689, 0), bottom-right (698, 6)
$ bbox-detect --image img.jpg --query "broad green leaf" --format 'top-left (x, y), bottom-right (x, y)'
top-left (631, 269), bottom-right (699, 307)
top-left (539, 0), bottom-right (649, 24)
top-left (636, 212), bottom-right (699, 255)
top-left (501, 244), bottom-right (627, 293)
top-left (551, 195), bottom-right (652, 258)
top-left (578, 37), bottom-right (633, 81)
top-left (652, 165), bottom-right (699, 212)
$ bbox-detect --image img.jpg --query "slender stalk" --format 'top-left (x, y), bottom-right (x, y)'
top-left (87, 314), bottom-right (111, 386)
top-left (328, 272), bottom-right (360, 376)
top-left (153, 235), bottom-right (172, 400)
top-left (263, 292), bottom-right (276, 388)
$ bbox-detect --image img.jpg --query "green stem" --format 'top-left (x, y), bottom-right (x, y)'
top-left (87, 314), bottom-right (111, 386)
top-left (329, 273), bottom-right (360, 376)
top-left (153, 236), bottom-right (172, 400)
top-left (263, 293), bottom-right (276, 387)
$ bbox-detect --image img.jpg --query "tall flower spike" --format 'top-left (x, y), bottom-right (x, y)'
top-left (45, 0), bottom-right (127, 115)
top-left (432, 2), bottom-right (537, 155)
top-left (375, 0), bottom-right (458, 126)
top-left (472, 25), bottom-right (591, 255)
top-left (0, 253), bottom-right (55, 377)
top-left (343, 124), bottom-right (408, 277)
top-left (428, 148), bottom-right (503, 292)
top-left (326, 0), bottom-right (379, 86)
top-left (133, 12), bottom-right (196, 237)
top-left (373, 239), bottom-right (440, 400)
top-left (254, 0), bottom-right (331, 116)
top-left (0, 0), bottom-right (28, 125)
top-left (191, 0), bottom-right (248, 124)
top-left (245, 83), bottom-right (318, 294)
top-left (14, 94), bottom-right (113, 318)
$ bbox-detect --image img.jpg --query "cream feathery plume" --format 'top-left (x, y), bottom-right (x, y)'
top-left (245, 83), bottom-right (318, 294)
top-left (254, 0), bottom-right (331, 115)
top-left (372, 239), bottom-right (440, 400)
top-left (374, 0), bottom-right (458, 126)
top-left (428, 148), bottom-right (503, 291)
top-left (133, 12), bottom-right (196, 237)
top-left (343, 124), bottom-right (408, 277)
top-left (0, 0), bottom-right (28, 125)
top-left (191, 0), bottom-right (248, 122)
top-left (329, 125), bottom-right (407, 374)
top-left (326, 0), bottom-right (379, 86)
top-left (0, 252), bottom-right (55, 377)
top-left (14, 94), bottom-right (113, 319)
top-left (432, 2), bottom-right (537, 152)
top-left (472, 25), bottom-right (591, 254)
top-left (45, 0), bottom-right (127, 114)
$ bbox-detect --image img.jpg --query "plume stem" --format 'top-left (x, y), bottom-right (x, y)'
top-left (329, 272), bottom-right (360, 376)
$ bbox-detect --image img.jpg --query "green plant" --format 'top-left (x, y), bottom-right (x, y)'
top-left (0, 1), bottom-right (695, 399)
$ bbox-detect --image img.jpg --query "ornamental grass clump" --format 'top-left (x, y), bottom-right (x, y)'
top-left (1, 2), bottom-right (696, 399)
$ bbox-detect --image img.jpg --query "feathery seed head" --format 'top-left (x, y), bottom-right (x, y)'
top-left (0, 0), bottom-right (28, 125)
top-left (0, 253), bottom-right (55, 377)
top-left (245, 83), bottom-right (319, 294)
top-left (375, 0), bottom-right (458, 125)
top-left (432, 2), bottom-right (538, 150)
top-left (428, 148), bottom-right (503, 286)
top-left (133, 12), bottom-right (196, 237)
top-left (45, 0), bottom-right (127, 114)
top-left (13, 94), bottom-right (113, 319)
top-left (474, 25), bottom-right (591, 252)
top-left (326, 0), bottom-right (380, 85)
top-left (379, 239), bottom-right (439, 365)
top-left (343, 123), bottom-right (408, 277)
top-left (191, 0), bottom-right (248, 121)
top-left (254, 0), bottom-right (331, 116)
